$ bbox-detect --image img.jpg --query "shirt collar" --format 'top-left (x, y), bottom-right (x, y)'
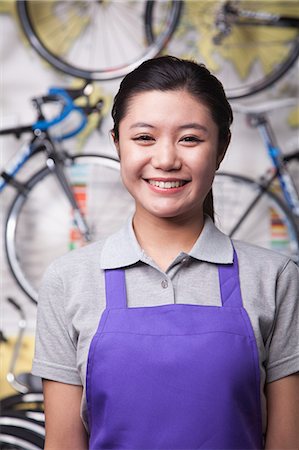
top-left (100, 215), bottom-right (233, 269)
top-left (100, 218), bottom-right (142, 269)
top-left (188, 215), bottom-right (233, 264)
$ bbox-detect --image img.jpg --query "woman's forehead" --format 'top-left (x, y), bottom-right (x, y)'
top-left (121, 89), bottom-right (215, 126)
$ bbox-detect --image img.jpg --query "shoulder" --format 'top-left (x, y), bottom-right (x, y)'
top-left (37, 239), bottom-right (109, 329)
top-left (42, 239), bottom-right (106, 288)
top-left (233, 239), bottom-right (296, 274)
top-left (232, 239), bottom-right (298, 295)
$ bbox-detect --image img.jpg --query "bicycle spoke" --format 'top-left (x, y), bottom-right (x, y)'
top-left (213, 173), bottom-right (299, 262)
top-left (18, 0), bottom-right (180, 80)
top-left (148, 0), bottom-right (299, 98)
top-left (6, 155), bottom-right (135, 302)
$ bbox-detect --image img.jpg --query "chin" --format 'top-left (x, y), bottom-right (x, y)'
top-left (147, 208), bottom-right (186, 220)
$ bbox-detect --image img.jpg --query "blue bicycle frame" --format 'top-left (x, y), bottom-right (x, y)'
top-left (255, 114), bottom-right (299, 216)
top-left (0, 87), bottom-right (88, 193)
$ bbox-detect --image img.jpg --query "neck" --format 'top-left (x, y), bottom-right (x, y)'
top-left (133, 209), bottom-right (205, 272)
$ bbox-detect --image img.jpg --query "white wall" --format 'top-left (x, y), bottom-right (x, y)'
top-left (1, 7), bottom-right (298, 333)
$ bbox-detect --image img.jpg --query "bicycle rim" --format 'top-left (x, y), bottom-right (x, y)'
top-left (5, 154), bottom-right (135, 303)
top-left (0, 436), bottom-right (42, 450)
top-left (0, 393), bottom-right (44, 411)
top-left (0, 416), bottom-right (44, 450)
top-left (213, 173), bottom-right (299, 262)
top-left (146, 1), bottom-right (299, 99)
top-left (17, 0), bottom-right (180, 81)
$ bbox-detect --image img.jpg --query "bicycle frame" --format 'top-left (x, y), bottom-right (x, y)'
top-left (0, 86), bottom-right (92, 194)
top-left (214, 1), bottom-right (299, 47)
top-left (250, 113), bottom-right (299, 217)
top-left (1, 87), bottom-right (103, 292)
top-left (0, 138), bottom-right (33, 193)
top-left (1, 128), bottom-right (94, 250)
top-left (224, 1), bottom-right (299, 28)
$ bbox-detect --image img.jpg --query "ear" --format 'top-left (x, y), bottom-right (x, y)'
top-left (216, 131), bottom-right (231, 170)
top-left (110, 131), bottom-right (120, 157)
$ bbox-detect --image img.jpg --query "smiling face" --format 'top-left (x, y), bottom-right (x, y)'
top-left (114, 89), bottom-right (226, 224)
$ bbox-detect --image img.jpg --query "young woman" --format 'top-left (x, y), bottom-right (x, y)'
top-left (32, 56), bottom-right (299, 449)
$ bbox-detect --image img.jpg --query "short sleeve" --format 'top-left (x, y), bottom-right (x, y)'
top-left (31, 261), bottom-right (82, 385)
top-left (265, 259), bottom-right (299, 383)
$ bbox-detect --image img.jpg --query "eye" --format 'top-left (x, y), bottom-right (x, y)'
top-left (132, 134), bottom-right (155, 143)
top-left (180, 136), bottom-right (203, 143)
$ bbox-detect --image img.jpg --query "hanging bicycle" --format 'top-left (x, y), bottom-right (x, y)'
top-left (1, 83), bottom-right (134, 303)
top-left (0, 298), bottom-right (44, 450)
top-left (213, 97), bottom-right (299, 261)
top-left (16, 1), bottom-right (299, 98)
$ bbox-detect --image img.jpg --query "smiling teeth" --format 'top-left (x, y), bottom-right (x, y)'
top-left (148, 180), bottom-right (184, 189)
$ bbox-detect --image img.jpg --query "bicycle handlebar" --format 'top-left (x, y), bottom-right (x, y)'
top-left (283, 149), bottom-right (299, 163)
top-left (0, 125), bottom-right (32, 137)
top-left (32, 85), bottom-right (100, 140)
top-left (0, 83), bottom-right (103, 140)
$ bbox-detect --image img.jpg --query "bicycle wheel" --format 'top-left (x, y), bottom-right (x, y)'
top-left (0, 436), bottom-right (42, 450)
top-left (146, 1), bottom-right (299, 99)
top-left (16, 0), bottom-right (181, 81)
top-left (0, 393), bottom-right (44, 412)
top-left (5, 154), bottom-right (135, 303)
top-left (213, 172), bottom-right (299, 262)
top-left (0, 413), bottom-right (44, 450)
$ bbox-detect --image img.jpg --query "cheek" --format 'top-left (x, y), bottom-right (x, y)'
top-left (120, 159), bottom-right (130, 185)
top-left (190, 151), bottom-right (218, 176)
top-left (120, 164), bottom-right (132, 198)
top-left (119, 153), bottom-right (139, 187)
top-left (189, 152), bottom-right (218, 192)
top-left (119, 144), bottom-right (146, 175)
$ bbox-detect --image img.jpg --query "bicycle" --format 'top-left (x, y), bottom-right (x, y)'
top-left (0, 414), bottom-right (44, 450)
top-left (16, 0), bottom-right (181, 81)
top-left (1, 84), bottom-right (134, 304)
top-left (16, 1), bottom-right (299, 99)
top-left (213, 97), bottom-right (299, 262)
top-left (0, 298), bottom-right (44, 450)
top-left (148, 0), bottom-right (299, 99)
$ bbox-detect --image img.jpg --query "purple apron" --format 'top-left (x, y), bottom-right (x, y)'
top-left (86, 250), bottom-right (263, 449)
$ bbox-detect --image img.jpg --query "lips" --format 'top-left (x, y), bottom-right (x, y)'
top-left (145, 178), bottom-right (190, 190)
top-left (148, 180), bottom-right (187, 189)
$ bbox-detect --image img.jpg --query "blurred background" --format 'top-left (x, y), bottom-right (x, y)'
top-left (1, 0), bottom-right (298, 411)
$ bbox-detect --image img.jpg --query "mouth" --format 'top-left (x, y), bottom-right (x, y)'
top-left (146, 179), bottom-right (189, 190)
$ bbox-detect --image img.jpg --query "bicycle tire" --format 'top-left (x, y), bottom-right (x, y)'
top-left (0, 436), bottom-right (42, 450)
top-left (0, 414), bottom-right (44, 450)
top-left (0, 393), bottom-right (43, 412)
top-left (16, 0), bottom-right (181, 81)
top-left (5, 154), bottom-right (135, 303)
top-left (146, 1), bottom-right (299, 99)
top-left (213, 172), bottom-right (299, 262)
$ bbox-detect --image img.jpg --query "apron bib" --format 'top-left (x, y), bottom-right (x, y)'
top-left (86, 250), bottom-right (263, 449)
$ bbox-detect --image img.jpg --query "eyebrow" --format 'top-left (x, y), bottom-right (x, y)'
top-left (129, 122), bottom-right (155, 129)
top-left (129, 122), bottom-right (208, 132)
top-left (179, 123), bottom-right (208, 133)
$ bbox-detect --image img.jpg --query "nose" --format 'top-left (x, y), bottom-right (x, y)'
top-left (151, 141), bottom-right (181, 171)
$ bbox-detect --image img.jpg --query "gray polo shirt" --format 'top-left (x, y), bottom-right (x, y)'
top-left (32, 216), bottom-right (299, 434)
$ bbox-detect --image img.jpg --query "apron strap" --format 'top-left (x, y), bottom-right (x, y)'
top-left (105, 269), bottom-right (127, 309)
top-left (218, 249), bottom-right (243, 308)
top-left (105, 251), bottom-right (243, 310)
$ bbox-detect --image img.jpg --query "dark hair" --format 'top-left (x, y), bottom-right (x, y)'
top-left (112, 56), bottom-right (233, 220)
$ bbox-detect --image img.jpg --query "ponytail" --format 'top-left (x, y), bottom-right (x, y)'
top-left (203, 189), bottom-right (214, 222)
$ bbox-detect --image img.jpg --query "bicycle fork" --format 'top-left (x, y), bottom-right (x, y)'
top-left (45, 144), bottom-right (92, 242)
